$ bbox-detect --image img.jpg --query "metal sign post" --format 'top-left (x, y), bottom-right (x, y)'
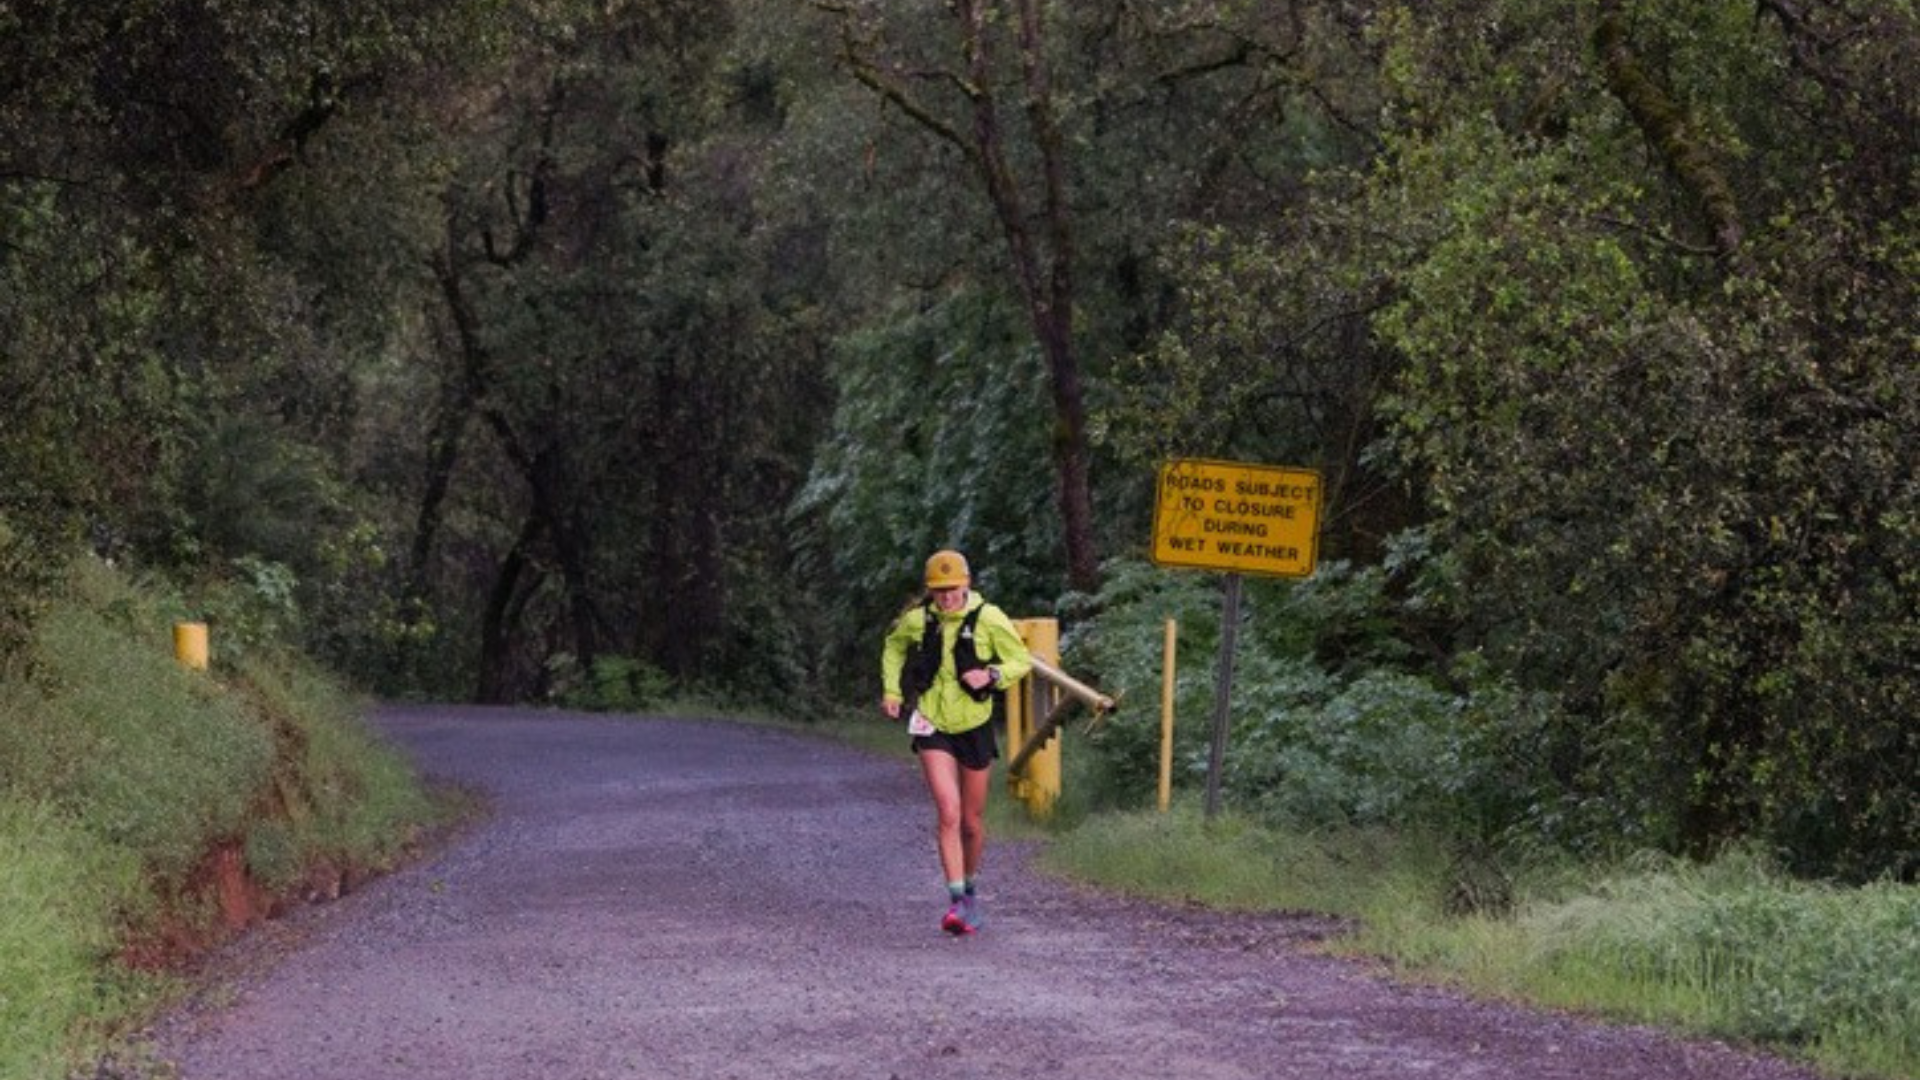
top-left (1203, 573), bottom-right (1242, 819)
top-left (1159, 618), bottom-right (1177, 812)
top-left (1151, 459), bottom-right (1322, 821)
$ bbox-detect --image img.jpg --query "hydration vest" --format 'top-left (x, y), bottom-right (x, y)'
top-left (900, 602), bottom-right (999, 717)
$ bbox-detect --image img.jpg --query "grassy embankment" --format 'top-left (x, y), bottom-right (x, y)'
top-left (0, 559), bottom-right (449, 1080)
top-left (1035, 805), bottom-right (1916, 1080)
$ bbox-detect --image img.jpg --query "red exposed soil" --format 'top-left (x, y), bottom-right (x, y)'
top-left (118, 841), bottom-right (360, 972)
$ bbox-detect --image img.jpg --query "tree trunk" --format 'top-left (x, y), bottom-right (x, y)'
top-left (641, 358), bottom-right (727, 680)
top-left (526, 446), bottom-right (601, 674)
top-left (408, 360), bottom-right (474, 601)
top-left (435, 233), bottom-right (600, 685)
top-left (1034, 309), bottom-right (1100, 596)
top-left (478, 514), bottom-right (544, 704)
top-left (955, 0), bottom-right (1100, 594)
top-left (828, 0), bottom-right (1103, 595)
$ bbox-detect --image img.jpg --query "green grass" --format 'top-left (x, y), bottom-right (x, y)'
top-left (229, 650), bottom-right (441, 886)
top-left (1034, 801), bottom-right (1451, 915)
top-left (0, 588), bottom-right (276, 886)
top-left (0, 801), bottom-right (144, 1080)
top-left (1374, 856), bottom-right (1920, 1080)
top-left (0, 558), bottom-right (447, 1078)
top-left (1035, 808), bottom-right (1918, 1080)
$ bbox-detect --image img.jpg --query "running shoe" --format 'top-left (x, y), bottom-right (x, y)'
top-left (941, 900), bottom-right (973, 936)
top-left (962, 892), bottom-right (985, 933)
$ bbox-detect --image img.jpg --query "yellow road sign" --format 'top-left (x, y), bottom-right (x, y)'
top-left (1151, 459), bottom-right (1322, 578)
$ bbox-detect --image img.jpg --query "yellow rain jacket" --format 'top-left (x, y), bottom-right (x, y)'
top-left (880, 592), bottom-right (1032, 734)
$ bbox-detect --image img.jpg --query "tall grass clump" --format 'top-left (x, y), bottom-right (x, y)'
top-left (0, 801), bottom-right (143, 1080)
top-left (1035, 792), bottom-right (1915, 1078)
top-left (1037, 805), bottom-right (1451, 918)
top-left (1347, 851), bottom-right (1919, 1079)
top-left (229, 651), bottom-right (439, 888)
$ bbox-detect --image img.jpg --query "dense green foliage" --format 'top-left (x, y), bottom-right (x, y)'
top-left (1085, 0), bottom-right (1916, 879)
top-left (3, 0), bottom-right (1912, 882)
top-left (1359, 0), bottom-right (1918, 881)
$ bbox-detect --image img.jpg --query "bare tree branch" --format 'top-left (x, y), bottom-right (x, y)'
top-left (816, 1), bottom-right (979, 163)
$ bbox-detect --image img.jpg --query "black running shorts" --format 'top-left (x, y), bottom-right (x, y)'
top-left (912, 722), bottom-right (999, 771)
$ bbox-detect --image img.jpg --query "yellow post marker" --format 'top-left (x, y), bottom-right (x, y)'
top-left (1006, 653), bottom-right (1021, 768)
top-left (1160, 618), bottom-right (1177, 812)
top-left (1005, 640), bottom-right (1029, 790)
top-left (1009, 618), bottom-right (1063, 818)
top-left (173, 621), bottom-right (209, 671)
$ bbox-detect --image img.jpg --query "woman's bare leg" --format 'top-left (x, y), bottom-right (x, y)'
top-left (918, 749), bottom-right (966, 884)
top-left (958, 762), bottom-right (992, 880)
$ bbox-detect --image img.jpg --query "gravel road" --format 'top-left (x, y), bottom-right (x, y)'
top-left (145, 705), bottom-right (1822, 1080)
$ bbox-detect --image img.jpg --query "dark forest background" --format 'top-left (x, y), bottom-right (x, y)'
top-left (3, 0), bottom-right (1912, 880)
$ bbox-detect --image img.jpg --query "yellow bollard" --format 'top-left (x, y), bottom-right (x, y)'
top-left (173, 621), bottom-right (209, 671)
top-left (1005, 648), bottom-right (1028, 784)
top-left (1010, 618), bottom-right (1063, 818)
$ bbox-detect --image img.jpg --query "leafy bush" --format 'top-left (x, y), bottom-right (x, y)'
top-left (194, 555), bottom-right (304, 664)
top-left (545, 653), bottom-right (675, 713)
top-left (1071, 559), bottom-right (1501, 836)
top-left (1061, 559), bottom-right (1220, 806)
top-left (1231, 667), bottom-right (1466, 828)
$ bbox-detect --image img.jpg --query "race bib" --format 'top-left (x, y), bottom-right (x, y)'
top-left (907, 710), bottom-right (936, 737)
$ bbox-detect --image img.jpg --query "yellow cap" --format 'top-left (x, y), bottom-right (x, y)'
top-left (924, 549), bottom-right (971, 589)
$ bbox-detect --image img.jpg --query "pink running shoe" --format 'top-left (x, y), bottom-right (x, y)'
top-left (941, 900), bottom-right (973, 936)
